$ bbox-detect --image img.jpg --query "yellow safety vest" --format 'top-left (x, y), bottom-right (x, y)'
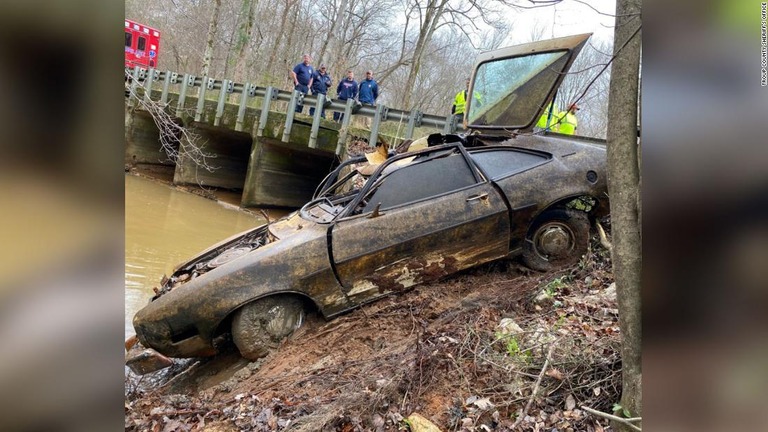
top-left (557, 111), bottom-right (578, 135)
top-left (453, 90), bottom-right (467, 115)
top-left (536, 104), bottom-right (559, 130)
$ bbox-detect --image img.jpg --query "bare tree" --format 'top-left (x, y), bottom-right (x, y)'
top-left (230, 0), bottom-right (259, 82)
top-left (201, 0), bottom-right (223, 77)
top-left (605, 0), bottom-right (642, 430)
top-left (398, 0), bottom-right (509, 110)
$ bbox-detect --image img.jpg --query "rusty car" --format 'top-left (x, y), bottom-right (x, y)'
top-left (126, 33), bottom-right (609, 373)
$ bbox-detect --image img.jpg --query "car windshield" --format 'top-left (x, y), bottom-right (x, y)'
top-left (301, 146), bottom-right (473, 223)
top-left (301, 164), bottom-right (369, 223)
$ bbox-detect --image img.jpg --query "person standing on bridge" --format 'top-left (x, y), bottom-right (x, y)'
top-left (309, 64), bottom-right (332, 119)
top-left (334, 69), bottom-right (358, 122)
top-left (358, 70), bottom-right (379, 106)
top-left (290, 54), bottom-right (314, 114)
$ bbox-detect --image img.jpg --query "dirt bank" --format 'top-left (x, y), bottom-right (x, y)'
top-left (125, 235), bottom-right (620, 432)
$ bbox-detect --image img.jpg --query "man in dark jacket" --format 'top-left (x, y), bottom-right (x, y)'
top-left (290, 54), bottom-right (314, 113)
top-left (358, 70), bottom-right (379, 105)
top-left (334, 70), bottom-right (358, 122)
top-left (309, 65), bottom-right (332, 118)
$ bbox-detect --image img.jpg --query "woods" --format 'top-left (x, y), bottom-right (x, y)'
top-left (125, 0), bottom-right (614, 136)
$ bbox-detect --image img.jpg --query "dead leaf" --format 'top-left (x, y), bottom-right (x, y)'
top-left (565, 394), bottom-right (576, 411)
top-left (545, 368), bottom-right (565, 380)
top-left (472, 397), bottom-right (494, 410)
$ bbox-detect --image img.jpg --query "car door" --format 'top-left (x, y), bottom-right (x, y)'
top-left (329, 146), bottom-right (510, 306)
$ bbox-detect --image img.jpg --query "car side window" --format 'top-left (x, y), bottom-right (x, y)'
top-left (361, 152), bottom-right (477, 212)
top-left (469, 149), bottom-right (549, 179)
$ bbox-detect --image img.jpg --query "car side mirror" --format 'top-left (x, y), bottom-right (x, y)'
top-left (367, 202), bottom-right (385, 219)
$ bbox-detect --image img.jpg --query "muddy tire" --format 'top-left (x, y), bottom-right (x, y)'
top-left (522, 208), bottom-right (590, 272)
top-left (232, 296), bottom-right (305, 360)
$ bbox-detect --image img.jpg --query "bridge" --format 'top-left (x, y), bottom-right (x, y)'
top-left (125, 67), bottom-right (465, 208)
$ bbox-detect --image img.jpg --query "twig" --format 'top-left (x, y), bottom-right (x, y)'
top-left (511, 339), bottom-right (558, 429)
top-left (259, 209), bottom-right (271, 224)
top-left (582, 405), bottom-right (642, 431)
top-left (149, 408), bottom-right (208, 417)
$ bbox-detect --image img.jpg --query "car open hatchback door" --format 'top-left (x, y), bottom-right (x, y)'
top-left (466, 32), bottom-right (591, 132)
top-left (329, 146), bottom-right (510, 306)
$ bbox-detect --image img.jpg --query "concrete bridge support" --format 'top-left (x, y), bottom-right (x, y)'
top-left (173, 122), bottom-right (253, 190)
top-left (124, 107), bottom-right (178, 167)
top-left (242, 137), bottom-right (337, 208)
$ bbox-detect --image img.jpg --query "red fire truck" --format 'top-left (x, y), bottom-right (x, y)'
top-left (125, 19), bottom-right (161, 69)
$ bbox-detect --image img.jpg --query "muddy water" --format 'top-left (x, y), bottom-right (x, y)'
top-left (125, 174), bottom-right (269, 338)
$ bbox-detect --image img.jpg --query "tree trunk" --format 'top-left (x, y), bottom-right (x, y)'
top-left (265, 0), bottom-right (294, 85)
top-left (606, 0), bottom-right (642, 430)
top-left (317, 0), bottom-right (348, 67)
top-left (201, 0), bottom-right (223, 78)
top-left (231, 0), bottom-right (259, 82)
top-left (402, 0), bottom-right (446, 110)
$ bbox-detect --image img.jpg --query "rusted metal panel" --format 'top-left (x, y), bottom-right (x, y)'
top-left (330, 182), bottom-right (509, 305)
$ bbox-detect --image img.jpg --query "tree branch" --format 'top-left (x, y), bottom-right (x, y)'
top-left (581, 406), bottom-right (642, 431)
top-left (511, 339), bottom-right (558, 429)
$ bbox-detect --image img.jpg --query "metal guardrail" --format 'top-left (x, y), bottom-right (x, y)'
top-left (126, 67), bottom-right (464, 155)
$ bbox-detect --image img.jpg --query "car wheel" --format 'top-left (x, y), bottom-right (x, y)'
top-left (231, 295), bottom-right (305, 360)
top-left (522, 208), bottom-right (590, 271)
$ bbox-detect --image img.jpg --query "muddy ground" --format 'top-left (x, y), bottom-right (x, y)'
top-left (125, 236), bottom-right (620, 432)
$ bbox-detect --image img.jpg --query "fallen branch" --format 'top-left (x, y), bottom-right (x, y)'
top-left (581, 405), bottom-right (642, 431)
top-left (149, 408), bottom-right (208, 417)
top-left (511, 339), bottom-right (558, 430)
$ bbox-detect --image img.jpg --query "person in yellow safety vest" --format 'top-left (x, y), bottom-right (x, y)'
top-left (556, 103), bottom-right (580, 135)
top-left (536, 101), bottom-right (560, 131)
top-left (451, 78), bottom-right (471, 125)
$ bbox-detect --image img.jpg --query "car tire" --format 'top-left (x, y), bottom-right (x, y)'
top-left (231, 295), bottom-right (305, 360)
top-left (522, 208), bottom-right (590, 272)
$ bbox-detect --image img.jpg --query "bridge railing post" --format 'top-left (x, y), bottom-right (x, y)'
top-left (143, 68), bottom-right (156, 104)
top-left (336, 98), bottom-right (356, 155)
top-left (442, 114), bottom-right (454, 134)
top-left (308, 94), bottom-right (325, 149)
top-left (127, 66), bottom-right (142, 108)
top-left (235, 83), bottom-right (254, 132)
top-left (369, 104), bottom-right (387, 148)
top-left (177, 74), bottom-right (194, 118)
top-left (405, 109), bottom-right (422, 140)
top-left (282, 90), bottom-right (301, 143)
top-left (214, 79), bottom-right (232, 127)
top-left (257, 86), bottom-right (277, 138)
top-left (160, 71), bottom-right (174, 105)
top-left (195, 77), bottom-right (214, 122)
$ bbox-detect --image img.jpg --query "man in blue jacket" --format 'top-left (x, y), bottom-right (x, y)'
top-left (309, 65), bottom-right (332, 118)
top-left (358, 70), bottom-right (379, 106)
top-left (290, 54), bottom-right (314, 113)
top-left (334, 69), bottom-right (358, 122)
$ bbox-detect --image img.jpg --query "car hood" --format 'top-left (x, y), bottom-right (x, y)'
top-left (155, 211), bottom-right (311, 298)
top-left (466, 33), bottom-right (591, 132)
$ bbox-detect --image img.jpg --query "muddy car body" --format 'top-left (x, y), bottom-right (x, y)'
top-left (129, 33), bottom-right (608, 369)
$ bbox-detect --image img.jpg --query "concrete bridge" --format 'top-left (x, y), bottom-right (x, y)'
top-left (124, 67), bottom-right (463, 208)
